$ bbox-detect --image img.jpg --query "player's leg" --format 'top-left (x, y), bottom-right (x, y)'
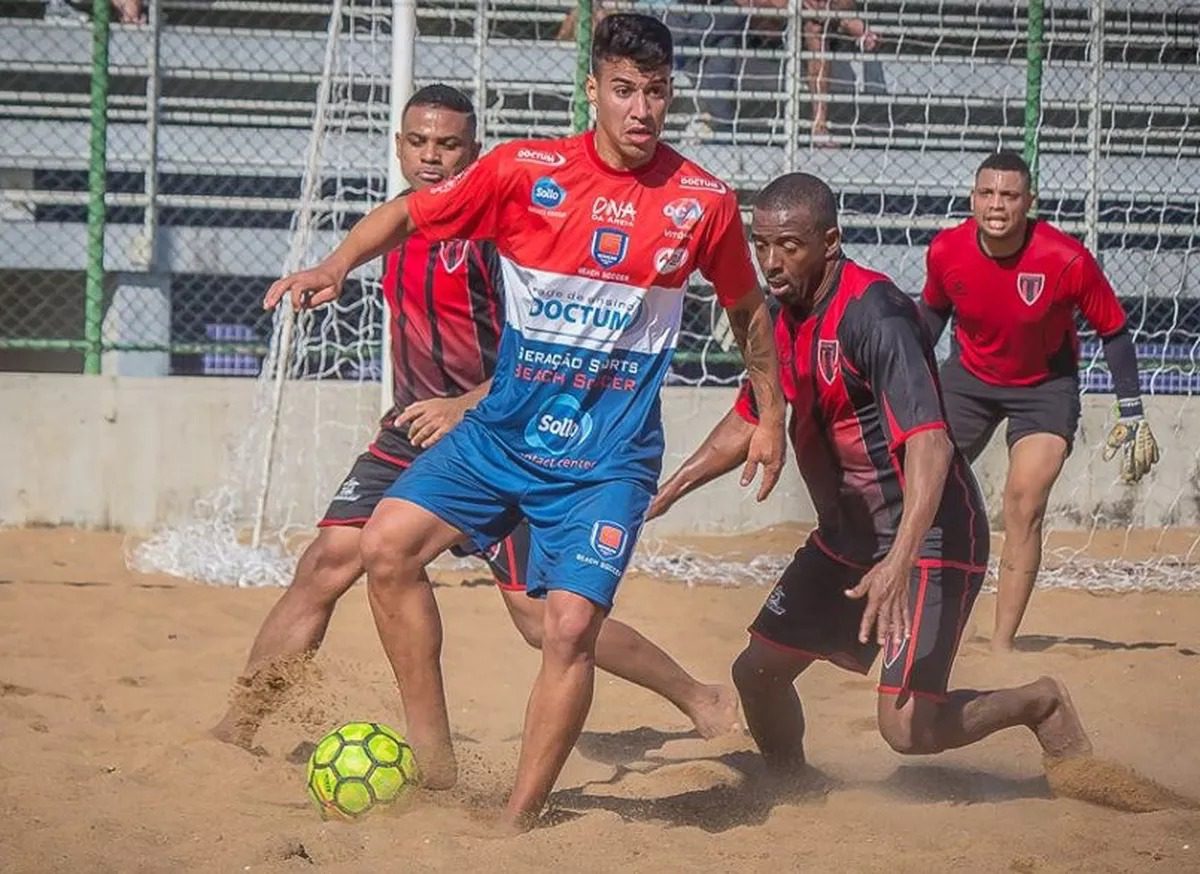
top-left (491, 521), bottom-right (739, 738)
top-left (876, 677), bottom-right (1091, 759)
top-left (992, 434), bottom-right (1067, 651)
top-left (361, 426), bottom-right (521, 791)
top-left (505, 588), bottom-right (606, 828)
top-left (992, 379), bottom-right (1079, 651)
top-left (501, 479), bottom-right (650, 827)
top-left (731, 637), bottom-right (814, 771)
top-left (361, 498), bottom-right (471, 789)
top-left (874, 565), bottom-right (1090, 758)
top-left (211, 452), bottom-right (396, 748)
top-left (734, 544), bottom-right (869, 771)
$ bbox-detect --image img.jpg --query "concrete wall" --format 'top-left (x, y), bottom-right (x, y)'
top-left (2, 373), bottom-right (1197, 535)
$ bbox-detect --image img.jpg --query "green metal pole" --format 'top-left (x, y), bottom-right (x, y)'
top-left (84, 0), bottom-right (111, 374)
top-left (572, 0), bottom-right (593, 133)
top-left (1023, 0), bottom-right (1044, 196)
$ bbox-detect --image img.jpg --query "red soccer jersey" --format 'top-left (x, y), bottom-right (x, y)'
top-left (922, 218), bottom-right (1127, 387)
top-left (737, 260), bottom-right (987, 567)
top-left (403, 131), bottom-right (758, 484)
top-left (371, 233), bottom-right (504, 467)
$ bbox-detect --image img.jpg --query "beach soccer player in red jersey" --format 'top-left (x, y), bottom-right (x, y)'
top-left (263, 16), bottom-right (787, 829)
top-left (920, 151), bottom-right (1160, 652)
top-left (213, 84), bottom-right (741, 752)
top-left (650, 172), bottom-right (1092, 782)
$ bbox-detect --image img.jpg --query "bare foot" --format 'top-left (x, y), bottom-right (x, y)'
top-left (412, 745), bottom-right (459, 791)
top-left (684, 683), bottom-right (742, 739)
top-left (1032, 676), bottom-right (1092, 760)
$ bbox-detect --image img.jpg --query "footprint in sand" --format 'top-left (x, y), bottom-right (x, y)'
top-left (1044, 755), bottom-right (1200, 813)
top-left (584, 760), bottom-right (746, 801)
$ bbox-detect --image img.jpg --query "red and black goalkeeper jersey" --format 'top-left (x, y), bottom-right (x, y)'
top-left (370, 232), bottom-right (504, 466)
top-left (922, 218), bottom-right (1127, 387)
top-left (738, 260), bottom-right (987, 567)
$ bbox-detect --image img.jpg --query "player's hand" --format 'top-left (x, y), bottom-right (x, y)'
top-left (741, 419), bottom-right (785, 502)
top-left (263, 262), bottom-right (346, 312)
top-left (1102, 416), bottom-right (1160, 483)
top-left (395, 396), bottom-right (472, 449)
top-left (844, 556), bottom-right (911, 646)
top-left (644, 485), bottom-right (678, 521)
top-left (858, 29), bottom-right (881, 51)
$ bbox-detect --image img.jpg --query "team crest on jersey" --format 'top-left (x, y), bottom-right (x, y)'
top-left (439, 240), bottom-right (468, 272)
top-left (662, 197), bottom-right (704, 231)
top-left (654, 246), bottom-right (688, 274)
top-left (817, 339), bottom-right (840, 385)
top-left (591, 228), bottom-right (629, 268)
top-left (1017, 272), bottom-right (1045, 306)
top-left (590, 521), bottom-right (628, 561)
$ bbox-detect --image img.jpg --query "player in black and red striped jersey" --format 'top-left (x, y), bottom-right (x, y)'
top-left (212, 85), bottom-right (738, 751)
top-left (651, 173), bottom-right (1092, 776)
top-left (920, 151), bottom-right (1159, 652)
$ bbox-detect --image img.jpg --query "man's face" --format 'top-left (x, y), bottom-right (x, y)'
top-left (395, 104), bottom-right (479, 191)
top-left (751, 205), bottom-right (840, 310)
top-left (586, 57), bottom-right (672, 165)
top-left (971, 168), bottom-right (1033, 243)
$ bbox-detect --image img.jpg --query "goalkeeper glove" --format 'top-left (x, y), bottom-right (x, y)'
top-left (1102, 399), bottom-right (1160, 484)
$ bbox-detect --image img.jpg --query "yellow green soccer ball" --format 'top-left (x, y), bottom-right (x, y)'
top-left (306, 722), bottom-right (418, 820)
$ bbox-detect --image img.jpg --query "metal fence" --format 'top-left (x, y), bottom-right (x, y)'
top-left (1, 0), bottom-right (1198, 389)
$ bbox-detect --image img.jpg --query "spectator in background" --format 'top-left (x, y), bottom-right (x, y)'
top-left (802, 0), bottom-right (881, 143)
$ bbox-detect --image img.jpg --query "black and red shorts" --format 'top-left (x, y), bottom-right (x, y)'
top-left (939, 354), bottom-right (1081, 461)
top-left (319, 435), bottom-right (529, 591)
top-left (749, 541), bottom-right (986, 701)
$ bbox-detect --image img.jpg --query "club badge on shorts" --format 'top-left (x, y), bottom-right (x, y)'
top-left (1017, 272), bottom-right (1045, 306)
top-left (590, 521), bottom-right (628, 561)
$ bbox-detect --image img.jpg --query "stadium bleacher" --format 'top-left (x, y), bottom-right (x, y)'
top-left (1, 1), bottom-right (1197, 382)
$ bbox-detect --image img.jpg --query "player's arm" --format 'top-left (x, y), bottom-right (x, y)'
top-left (264, 197), bottom-right (419, 312)
top-left (846, 427), bottom-right (953, 644)
top-left (918, 244), bottom-right (953, 344)
top-left (266, 152), bottom-right (503, 313)
top-left (1073, 252), bottom-right (1160, 482)
top-left (698, 187), bottom-right (787, 502)
top-left (395, 378), bottom-right (494, 450)
top-left (647, 405), bottom-right (756, 520)
top-left (724, 290), bottom-right (787, 500)
top-left (842, 286), bottom-right (952, 645)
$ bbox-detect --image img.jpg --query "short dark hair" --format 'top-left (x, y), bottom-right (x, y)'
top-left (976, 150), bottom-right (1032, 191)
top-left (755, 173), bottom-right (839, 232)
top-left (403, 84), bottom-right (477, 138)
top-left (591, 13), bottom-right (674, 74)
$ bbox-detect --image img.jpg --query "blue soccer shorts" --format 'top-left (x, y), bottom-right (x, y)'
top-left (384, 419), bottom-right (652, 610)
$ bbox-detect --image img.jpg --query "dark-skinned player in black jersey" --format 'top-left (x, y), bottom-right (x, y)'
top-left (649, 173), bottom-right (1094, 783)
top-left (211, 84), bottom-right (738, 753)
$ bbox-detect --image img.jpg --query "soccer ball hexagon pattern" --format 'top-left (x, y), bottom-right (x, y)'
top-left (306, 722), bottom-right (418, 819)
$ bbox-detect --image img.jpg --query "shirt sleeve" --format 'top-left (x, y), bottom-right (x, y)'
top-left (845, 284), bottom-right (948, 451)
top-left (920, 243), bottom-right (951, 312)
top-left (695, 191), bottom-right (758, 308)
top-left (734, 379), bottom-right (760, 425)
top-left (406, 148), bottom-right (506, 242)
top-left (1070, 250), bottom-right (1127, 338)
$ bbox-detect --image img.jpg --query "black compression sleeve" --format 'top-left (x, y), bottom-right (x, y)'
top-left (918, 300), bottom-right (950, 344)
top-left (1101, 327), bottom-right (1143, 416)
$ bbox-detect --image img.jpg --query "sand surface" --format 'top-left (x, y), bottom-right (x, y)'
top-left (2, 527), bottom-right (1199, 873)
